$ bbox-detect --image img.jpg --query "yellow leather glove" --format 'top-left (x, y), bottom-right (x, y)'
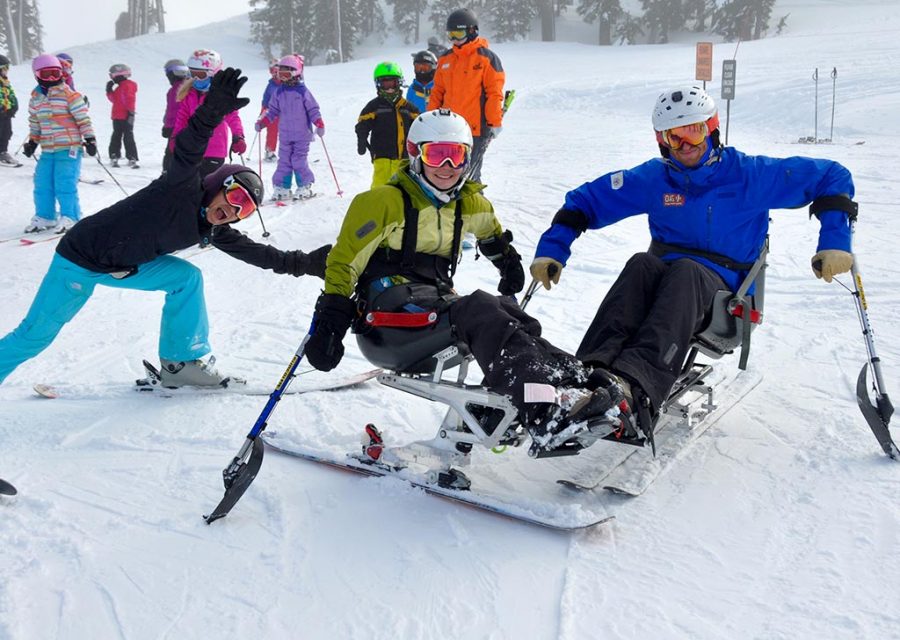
top-left (529, 257), bottom-right (563, 290)
top-left (811, 249), bottom-right (853, 283)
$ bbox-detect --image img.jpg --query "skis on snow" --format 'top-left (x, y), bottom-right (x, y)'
top-left (32, 366), bottom-right (381, 399)
top-left (261, 431), bottom-right (614, 531)
top-left (0, 478), bottom-right (16, 496)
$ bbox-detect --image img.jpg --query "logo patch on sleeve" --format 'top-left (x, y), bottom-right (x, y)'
top-left (355, 220), bottom-right (377, 239)
top-left (663, 193), bottom-right (685, 206)
top-left (610, 171), bottom-right (624, 190)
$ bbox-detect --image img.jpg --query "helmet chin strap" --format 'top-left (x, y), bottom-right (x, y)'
top-left (411, 164), bottom-right (467, 204)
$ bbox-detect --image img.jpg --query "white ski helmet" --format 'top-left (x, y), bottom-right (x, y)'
top-left (652, 85), bottom-right (718, 132)
top-left (187, 49), bottom-right (223, 75)
top-left (108, 63), bottom-right (132, 79)
top-left (406, 109), bottom-right (473, 175)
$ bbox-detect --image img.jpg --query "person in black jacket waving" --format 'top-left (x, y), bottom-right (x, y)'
top-left (0, 68), bottom-right (331, 388)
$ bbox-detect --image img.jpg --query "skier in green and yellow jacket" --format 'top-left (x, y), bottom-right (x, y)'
top-left (308, 109), bottom-right (620, 449)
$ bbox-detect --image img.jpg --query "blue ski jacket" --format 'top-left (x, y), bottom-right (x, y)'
top-left (535, 147), bottom-right (854, 291)
top-left (406, 79), bottom-right (433, 113)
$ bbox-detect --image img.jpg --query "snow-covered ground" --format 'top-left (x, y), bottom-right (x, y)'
top-left (1, 1), bottom-right (899, 637)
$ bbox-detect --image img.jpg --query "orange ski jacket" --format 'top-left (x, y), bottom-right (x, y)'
top-left (427, 37), bottom-right (505, 138)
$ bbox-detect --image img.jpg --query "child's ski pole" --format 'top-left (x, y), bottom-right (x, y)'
top-left (319, 136), bottom-right (343, 197)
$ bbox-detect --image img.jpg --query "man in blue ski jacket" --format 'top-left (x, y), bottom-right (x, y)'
top-left (530, 84), bottom-right (856, 421)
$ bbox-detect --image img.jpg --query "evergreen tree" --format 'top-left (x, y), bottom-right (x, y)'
top-left (388, 0), bottom-right (428, 44)
top-left (250, 0), bottom-right (316, 61)
top-left (429, 0), bottom-right (484, 35)
top-left (615, 11), bottom-right (643, 44)
top-left (483, 0), bottom-right (538, 42)
top-left (711, 0), bottom-right (775, 41)
top-left (577, 0), bottom-right (623, 46)
top-left (0, 0), bottom-right (43, 64)
top-left (640, 0), bottom-right (684, 44)
top-left (357, 0), bottom-right (387, 41)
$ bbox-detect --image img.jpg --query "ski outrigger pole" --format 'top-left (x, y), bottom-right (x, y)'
top-left (204, 325), bottom-right (314, 523)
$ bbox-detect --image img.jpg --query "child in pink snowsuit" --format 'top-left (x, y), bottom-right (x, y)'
top-left (170, 50), bottom-right (246, 178)
top-left (255, 55), bottom-right (323, 201)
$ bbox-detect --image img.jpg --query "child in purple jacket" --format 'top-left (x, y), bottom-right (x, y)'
top-left (161, 58), bottom-right (190, 172)
top-left (255, 55), bottom-right (323, 201)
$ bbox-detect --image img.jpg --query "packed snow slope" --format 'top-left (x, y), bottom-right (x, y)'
top-left (1, 1), bottom-right (899, 638)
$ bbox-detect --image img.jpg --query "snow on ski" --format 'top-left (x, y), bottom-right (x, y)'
top-left (557, 368), bottom-right (763, 495)
top-left (262, 430), bottom-right (614, 531)
top-left (33, 368), bottom-right (382, 400)
top-left (0, 478), bottom-right (17, 496)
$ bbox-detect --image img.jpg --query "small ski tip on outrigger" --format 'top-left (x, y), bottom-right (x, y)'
top-left (839, 217), bottom-right (898, 459)
top-left (856, 363), bottom-right (897, 459)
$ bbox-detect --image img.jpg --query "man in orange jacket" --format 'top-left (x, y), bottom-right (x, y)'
top-left (427, 8), bottom-right (505, 183)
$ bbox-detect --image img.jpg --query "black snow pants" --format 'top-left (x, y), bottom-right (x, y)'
top-left (449, 290), bottom-right (586, 415)
top-left (109, 119), bottom-right (138, 161)
top-left (576, 252), bottom-right (725, 411)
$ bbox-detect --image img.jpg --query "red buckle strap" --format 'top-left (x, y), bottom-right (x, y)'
top-left (365, 310), bottom-right (438, 328)
top-left (731, 304), bottom-right (762, 324)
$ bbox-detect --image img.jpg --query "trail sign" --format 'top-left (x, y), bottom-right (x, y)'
top-left (696, 42), bottom-right (713, 82)
top-left (722, 59), bottom-right (737, 100)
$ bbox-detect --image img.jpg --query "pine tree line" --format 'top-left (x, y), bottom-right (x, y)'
top-left (250, 0), bottom-right (783, 61)
top-left (0, 0), bottom-right (43, 65)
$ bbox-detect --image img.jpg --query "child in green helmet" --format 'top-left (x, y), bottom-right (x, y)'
top-left (355, 61), bottom-right (420, 187)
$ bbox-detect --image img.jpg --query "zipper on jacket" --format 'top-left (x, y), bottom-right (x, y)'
top-left (706, 205), bottom-right (713, 251)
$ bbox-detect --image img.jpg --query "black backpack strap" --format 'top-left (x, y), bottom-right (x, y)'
top-left (396, 186), bottom-right (419, 271)
top-left (448, 199), bottom-right (463, 277)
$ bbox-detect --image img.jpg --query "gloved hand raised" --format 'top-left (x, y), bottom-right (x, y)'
top-left (306, 293), bottom-right (357, 371)
top-left (811, 249), bottom-right (853, 283)
top-left (477, 230), bottom-right (525, 295)
top-left (23, 139), bottom-right (37, 158)
top-left (530, 257), bottom-right (563, 290)
top-left (202, 68), bottom-right (250, 120)
top-left (105, 80), bottom-right (115, 94)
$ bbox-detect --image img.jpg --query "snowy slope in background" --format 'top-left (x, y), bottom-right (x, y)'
top-left (1, 1), bottom-right (899, 638)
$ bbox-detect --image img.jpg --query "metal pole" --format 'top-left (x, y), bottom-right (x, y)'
top-left (829, 67), bottom-right (837, 142)
top-left (813, 67), bottom-right (819, 143)
top-left (725, 99), bottom-right (731, 146)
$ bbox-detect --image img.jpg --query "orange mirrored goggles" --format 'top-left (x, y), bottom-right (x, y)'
top-left (223, 178), bottom-right (258, 220)
top-left (37, 67), bottom-right (63, 81)
top-left (419, 142), bottom-right (469, 169)
top-left (190, 68), bottom-right (212, 80)
top-left (447, 29), bottom-right (467, 41)
top-left (660, 122), bottom-right (709, 150)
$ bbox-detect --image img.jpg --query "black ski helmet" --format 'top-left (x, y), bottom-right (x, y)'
top-left (0, 54), bottom-right (9, 68)
top-left (446, 8), bottom-right (478, 31)
top-left (411, 50), bottom-right (437, 84)
top-left (446, 8), bottom-right (478, 42)
top-left (202, 164), bottom-right (264, 211)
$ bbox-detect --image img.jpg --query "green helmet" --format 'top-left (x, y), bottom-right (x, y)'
top-left (373, 61), bottom-right (403, 82)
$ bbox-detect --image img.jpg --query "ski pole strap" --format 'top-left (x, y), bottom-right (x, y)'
top-left (808, 195), bottom-right (858, 222)
top-left (365, 310), bottom-right (438, 328)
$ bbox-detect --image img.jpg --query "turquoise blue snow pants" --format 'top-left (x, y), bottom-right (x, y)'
top-left (0, 254), bottom-right (210, 384)
top-left (33, 148), bottom-right (83, 223)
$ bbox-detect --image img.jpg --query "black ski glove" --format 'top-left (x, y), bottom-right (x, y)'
top-left (105, 80), bottom-right (115, 94)
top-left (357, 137), bottom-right (368, 156)
top-left (83, 136), bottom-right (97, 157)
top-left (202, 67), bottom-right (250, 121)
top-left (23, 139), bottom-right (37, 158)
top-left (286, 244), bottom-right (332, 279)
top-left (161, 126), bottom-right (173, 138)
top-left (126, 112), bottom-right (135, 126)
top-left (306, 293), bottom-right (357, 372)
top-left (478, 230), bottom-right (525, 295)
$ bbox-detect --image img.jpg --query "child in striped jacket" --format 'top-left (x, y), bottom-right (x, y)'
top-left (23, 54), bottom-right (95, 234)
